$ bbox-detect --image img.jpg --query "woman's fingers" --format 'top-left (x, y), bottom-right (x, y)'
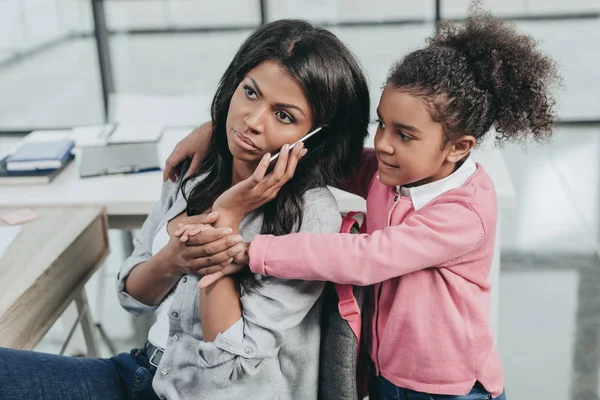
top-left (181, 227), bottom-right (234, 245)
top-left (270, 144), bottom-right (290, 183)
top-left (198, 264), bottom-right (245, 289)
top-left (282, 142), bottom-right (305, 182)
top-left (186, 234), bottom-right (244, 258)
top-left (177, 212), bottom-right (219, 227)
top-left (189, 246), bottom-right (244, 271)
top-left (250, 153), bottom-right (271, 184)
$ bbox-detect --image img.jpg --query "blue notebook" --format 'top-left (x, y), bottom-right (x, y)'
top-left (6, 140), bottom-right (75, 172)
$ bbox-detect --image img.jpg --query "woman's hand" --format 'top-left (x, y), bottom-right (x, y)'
top-left (212, 142), bottom-right (308, 222)
top-left (160, 221), bottom-right (246, 277)
top-left (163, 121), bottom-right (213, 182)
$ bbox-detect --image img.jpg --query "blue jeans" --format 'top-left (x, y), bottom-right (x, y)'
top-left (0, 345), bottom-right (159, 400)
top-left (369, 375), bottom-right (507, 400)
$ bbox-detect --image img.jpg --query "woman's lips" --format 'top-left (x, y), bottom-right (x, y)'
top-left (234, 131), bottom-right (259, 151)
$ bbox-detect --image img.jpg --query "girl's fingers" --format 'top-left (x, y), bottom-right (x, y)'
top-left (198, 264), bottom-right (245, 289)
top-left (198, 271), bottom-right (226, 288)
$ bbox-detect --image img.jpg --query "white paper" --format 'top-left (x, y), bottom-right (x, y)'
top-left (108, 123), bottom-right (165, 144)
top-left (0, 225), bottom-right (22, 259)
top-left (72, 125), bottom-right (115, 147)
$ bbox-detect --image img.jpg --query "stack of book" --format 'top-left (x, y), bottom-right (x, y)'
top-left (0, 139), bottom-right (75, 185)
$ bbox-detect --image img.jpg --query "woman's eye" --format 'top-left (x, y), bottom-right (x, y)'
top-left (375, 118), bottom-right (384, 129)
top-left (275, 111), bottom-right (293, 124)
top-left (244, 86), bottom-right (258, 100)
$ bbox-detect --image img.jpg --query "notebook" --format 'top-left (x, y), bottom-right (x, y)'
top-left (6, 139), bottom-right (75, 171)
top-left (0, 155), bottom-right (74, 185)
top-left (78, 142), bottom-right (161, 178)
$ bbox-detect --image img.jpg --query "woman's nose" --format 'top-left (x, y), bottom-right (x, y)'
top-left (244, 105), bottom-right (267, 135)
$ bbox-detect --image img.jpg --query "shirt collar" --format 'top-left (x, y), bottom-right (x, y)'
top-left (398, 156), bottom-right (477, 210)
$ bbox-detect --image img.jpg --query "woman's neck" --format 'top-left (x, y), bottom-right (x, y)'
top-left (231, 158), bottom-right (259, 185)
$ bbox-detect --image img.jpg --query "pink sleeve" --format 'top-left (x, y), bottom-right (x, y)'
top-left (249, 200), bottom-right (485, 285)
top-left (338, 148), bottom-right (378, 199)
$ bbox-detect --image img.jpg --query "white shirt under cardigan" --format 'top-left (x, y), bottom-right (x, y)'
top-left (116, 175), bottom-right (342, 400)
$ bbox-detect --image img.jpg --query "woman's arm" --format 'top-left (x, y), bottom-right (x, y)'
top-left (199, 215), bottom-right (243, 342)
top-left (117, 178), bottom-right (237, 315)
top-left (194, 187), bottom-right (341, 390)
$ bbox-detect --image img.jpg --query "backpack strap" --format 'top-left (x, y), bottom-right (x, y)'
top-left (335, 284), bottom-right (362, 342)
top-left (335, 212), bottom-right (366, 342)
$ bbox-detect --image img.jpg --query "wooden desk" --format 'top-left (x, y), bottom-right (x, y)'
top-left (0, 207), bottom-right (109, 354)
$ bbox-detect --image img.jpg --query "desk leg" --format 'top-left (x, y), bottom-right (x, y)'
top-left (489, 212), bottom-right (502, 344)
top-left (74, 289), bottom-right (101, 358)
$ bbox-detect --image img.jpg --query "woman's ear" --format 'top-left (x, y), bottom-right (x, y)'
top-left (447, 135), bottom-right (476, 163)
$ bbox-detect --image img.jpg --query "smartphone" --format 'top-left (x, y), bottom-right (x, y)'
top-left (267, 126), bottom-right (323, 173)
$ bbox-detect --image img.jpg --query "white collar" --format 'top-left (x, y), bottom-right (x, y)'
top-left (398, 156), bottom-right (477, 210)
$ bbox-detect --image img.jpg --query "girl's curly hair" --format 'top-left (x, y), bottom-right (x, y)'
top-left (387, 4), bottom-right (561, 145)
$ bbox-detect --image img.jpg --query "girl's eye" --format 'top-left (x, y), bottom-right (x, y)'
top-left (275, 110), bottom-right (294, 124)
top-left (397, 131), bottom-right (413, 142)
top-left (244, 86), bottom-right (258, 100)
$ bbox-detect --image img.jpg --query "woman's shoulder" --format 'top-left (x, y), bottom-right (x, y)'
top-left (302, 186), bottom-right (338, 208)
top-left (300, 187), bottom-right (341, 234)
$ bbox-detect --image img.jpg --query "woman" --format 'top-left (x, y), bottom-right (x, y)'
top-left (0, 19), bottom-right (369, 400)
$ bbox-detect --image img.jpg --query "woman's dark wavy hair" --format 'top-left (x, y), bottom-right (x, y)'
top-left (387, 4), bottom-right (561, 145)
top-left (181, 19), bottom-right (370, 238)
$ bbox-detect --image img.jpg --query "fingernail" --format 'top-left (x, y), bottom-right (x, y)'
top-left (232, 245), bottom-right (244, 253)
top-left (230, 235), bottom-right (243, 244)
top-left (220, 227), bottom-right (233, 235)
top-left (283, 144), bottom-right (290, 152)
top-left (301, 148), bottom-right (308, 156)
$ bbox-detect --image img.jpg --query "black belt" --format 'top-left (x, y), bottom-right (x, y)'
top-left (145, 341), bottom-right (164, 368)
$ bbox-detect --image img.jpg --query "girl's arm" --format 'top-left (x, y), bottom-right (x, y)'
top-left (163, 122), bottom-right (379, 199)
top-left (249, 196), bottom-right (488, 286)
top-left (338, 148), bottom-right (378, 199)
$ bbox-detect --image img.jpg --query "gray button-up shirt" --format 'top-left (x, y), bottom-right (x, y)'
top-left (116, 176), bottom-right (342, 399)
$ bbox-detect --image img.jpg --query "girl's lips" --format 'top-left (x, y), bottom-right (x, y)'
top-left (378, 158), bottom-right (399, 169)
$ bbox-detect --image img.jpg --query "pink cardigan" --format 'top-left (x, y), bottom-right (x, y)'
top-left (248, 151), bottom-right (504, 397)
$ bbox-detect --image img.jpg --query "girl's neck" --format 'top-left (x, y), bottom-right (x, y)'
top-left (404, 159), bottom-right (461, 188)
top-left (231, 158), bottom-right (260, 185)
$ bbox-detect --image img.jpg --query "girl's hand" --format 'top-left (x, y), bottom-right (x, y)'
top-left (163, 121), bottom-right (212, 182)
top-left (212, 142), bottom-right (308, 222)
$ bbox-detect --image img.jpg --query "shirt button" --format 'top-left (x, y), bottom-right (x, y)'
top-left (244, 348), bottom-right (254, 356)
top-left (161, 368), bottom-right (169, 376)
top-left (394, 196), bottom-right (399, 201)
top-left (173, 334), bottom-right (179, 341)
top-left (171, 311), bottom-right (179, 318)
top-left (182, 276), bottom-right (187, 283)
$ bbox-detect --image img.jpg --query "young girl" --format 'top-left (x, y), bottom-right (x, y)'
top-left (173, 8), bottom-right (560, 400)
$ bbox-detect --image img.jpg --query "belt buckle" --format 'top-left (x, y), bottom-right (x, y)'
top-left (149, 347), bottom-right (164, 367)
